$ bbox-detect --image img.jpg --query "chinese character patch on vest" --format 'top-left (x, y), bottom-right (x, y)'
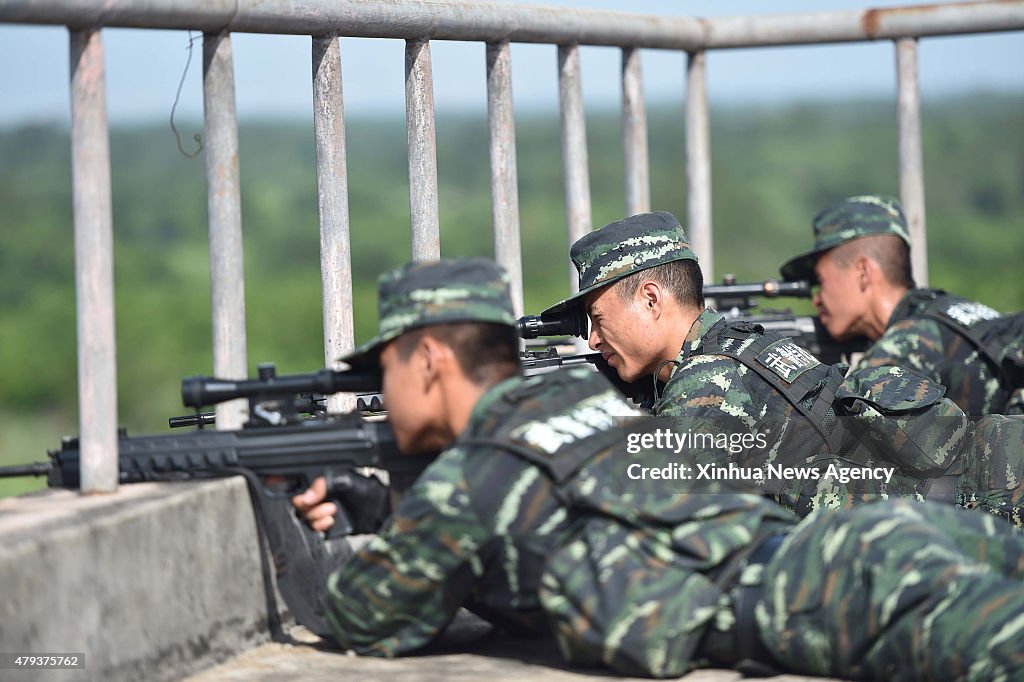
top-left (507, 389), bottom-right (637, 454)
top-left (756, 338), bottom-right (819, 384)
top-left (944, 301), bottom-right (1001, 327)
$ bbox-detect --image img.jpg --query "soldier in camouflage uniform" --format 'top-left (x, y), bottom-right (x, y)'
top-left (542, 211), bottom-right (1024, 523)
top-left (293, 256), bottom-right (1024, 680)
top-left (781, 194), bottom-right (1022, 415)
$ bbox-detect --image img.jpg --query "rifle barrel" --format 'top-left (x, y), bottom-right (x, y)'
top-left (704, 279), bottom-right (811, 299)
top-left (168, 413), bottom-right (216, 429)
top-left (0, 462), bottom-right (52, 478)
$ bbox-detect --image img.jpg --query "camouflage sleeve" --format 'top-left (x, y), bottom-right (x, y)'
top-left (325, 447), bottom-right (489, 656)
top-left (655, 354), bottom-right (767, 430)
top-left (853, 318), bottom-right (947, 384)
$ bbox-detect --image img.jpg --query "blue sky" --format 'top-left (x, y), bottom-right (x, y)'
top-left (0, 0), bottom-right (1021, 125)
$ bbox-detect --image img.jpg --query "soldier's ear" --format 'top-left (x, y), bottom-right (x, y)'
top-left (416, 333), bottom-right (438, 384)
top-left (638, 280), bottom-right (662, 313)
top-left (856, 257), bottom-right (872, 290)
top-left (418, 333), bottom-right (455, 386)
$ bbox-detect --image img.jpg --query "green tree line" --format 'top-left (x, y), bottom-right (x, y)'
top-left (1, 94), bottom-right (1021, 495)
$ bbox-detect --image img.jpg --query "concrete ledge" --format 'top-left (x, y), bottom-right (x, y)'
top-left (0, 478), bottom-right (276, 681)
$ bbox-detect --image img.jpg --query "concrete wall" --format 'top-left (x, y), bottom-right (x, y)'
top-left (0, 478), bottom-right (280, 681)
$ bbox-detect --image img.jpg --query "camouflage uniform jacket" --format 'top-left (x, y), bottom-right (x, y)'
top-left (854, 288), bottom-right (1008, 415)
top-left (323, 365), bottom-right (1024, 680)
top-left (650, 308), bottom-right (1020, 517)
top-left (324, 366), bottom-right (796, 668)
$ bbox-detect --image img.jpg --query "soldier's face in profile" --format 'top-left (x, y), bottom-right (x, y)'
top-left (379, 339), bottom-right (445, 454)
top-left (813, 250), bottom-right (867, 340)
top-left (584, 284), bottom-right (661, 383)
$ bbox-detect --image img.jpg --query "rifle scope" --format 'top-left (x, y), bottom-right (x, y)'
top-left (517, 307), bottom-right (589, 339)
top-left (181, 363), bottom-right (382, 409)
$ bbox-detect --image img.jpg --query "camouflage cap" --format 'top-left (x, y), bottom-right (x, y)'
top-left (542, 211), bottom-right (697, 314)
top-left (341, 257), bottom-right (516, 368)
top-left (780, 194), bottom-right (911, 282)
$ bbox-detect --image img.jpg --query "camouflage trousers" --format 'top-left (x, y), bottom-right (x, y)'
top-left (758, 500), bottom-right (1024, 681)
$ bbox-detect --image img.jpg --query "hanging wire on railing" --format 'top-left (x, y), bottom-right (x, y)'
top-left (169, 30), bottom-right (203, 159)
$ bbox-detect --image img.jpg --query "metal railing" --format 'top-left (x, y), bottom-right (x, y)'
top-left (2, 0), bottom-right (1022, 491)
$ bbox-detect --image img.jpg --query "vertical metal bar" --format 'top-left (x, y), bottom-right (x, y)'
top-left (203, 31), bottom-right (248, 429)
top-left (312, 35), bottom-right (355, 412)
top-left (896, 37), bottom-right (928, 287)
top-left (558, 44), bottom-right (592, 295)
top-left (69, 28), bottom-right (117, 493)
top-left (405, 38), bottom-right (441, 260)
top-left (685, 50), bottom-right (713, 280)
top-left (486, 41), bottom-right (524, 318)
top-left (622, 46), bottom-right (650, 216)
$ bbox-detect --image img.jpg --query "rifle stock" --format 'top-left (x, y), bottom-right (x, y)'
top-left (520, 347), bottom-right (658, 409)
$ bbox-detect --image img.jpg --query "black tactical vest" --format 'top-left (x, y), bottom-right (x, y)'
top-left (901, 289), bottom-right (1024, 413)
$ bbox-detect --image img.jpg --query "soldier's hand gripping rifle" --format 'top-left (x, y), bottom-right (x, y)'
top-left (0, 363), bottom-right (427, 640)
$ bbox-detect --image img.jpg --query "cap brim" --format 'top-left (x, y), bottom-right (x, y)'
top-left (338, 328), bottom-right (403, 369)
top-left (541, 255), bottom-right (689, 316)
top-left (540, 290), bottom-right (585, 316)
top-left (779, 247), bottom-right (826, 283)
top-left (539, 275), bottom-right (624, 316)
